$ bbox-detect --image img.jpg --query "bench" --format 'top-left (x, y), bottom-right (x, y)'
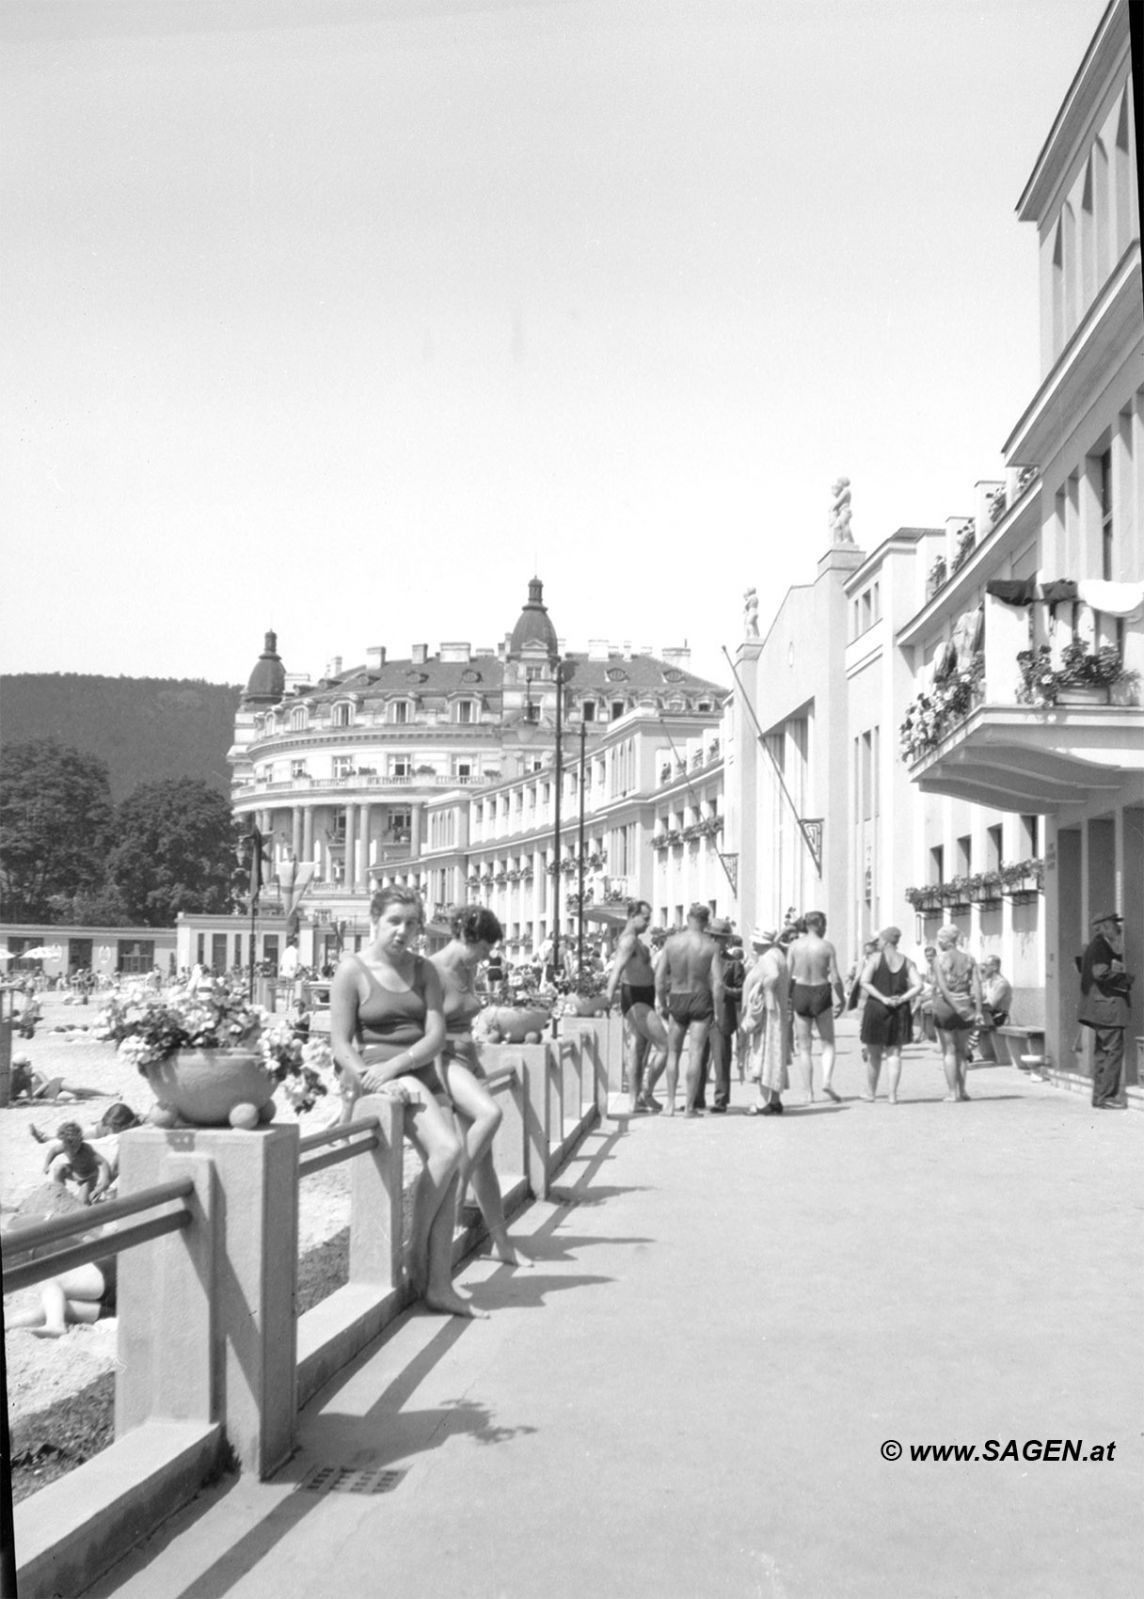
top-left (996, 1025), bottom-right (1047, 1069)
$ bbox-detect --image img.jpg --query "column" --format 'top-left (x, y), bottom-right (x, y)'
top-left (358, 804), bottom-right (372, 891)
top-left (302, 807), bottom-right (314, 864)
top-left (410, 802), bottom-right (423, 857)
top-left (292, 807), bottom-right (302, 860)
top-left (344, 805), bottom-right (356, 893)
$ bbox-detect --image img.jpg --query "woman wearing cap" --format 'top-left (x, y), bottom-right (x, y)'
top-left (930, 925), bottom-right (984, 1102)
top-left (432, 906), bottom-right (530, 1266)
top-left (741, 928), bottom-right (791, 1115)
top-left (857, 927), bottom-right (921, 1103)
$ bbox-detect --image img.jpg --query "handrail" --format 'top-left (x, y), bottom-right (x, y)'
top-left (297, 1114), bottom-right (380, 1156)
top-left (1, 1177), bottom-right (195, 1258)
top-left (3, 1210), bottom-right (190, 1295)
top-left (482, 1066), bottom-right (519, 1091)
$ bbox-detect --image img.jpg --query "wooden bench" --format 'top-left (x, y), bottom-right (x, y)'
top-left (996, 1025), bottom-right (1047, 1069)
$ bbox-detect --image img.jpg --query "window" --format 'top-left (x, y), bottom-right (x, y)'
top-left (1099, 448), bottom-right (1113, 580)
top-left (455, 760), bottom-right (472, 780)
top-left (956, 835), bottom-right (971, 877)
top-left (1020, 814), bottom-right (1039, 858)
top-left (697, 700), bottom-right (712, 713)
top-left (611, 701), bottom-right (625, 720)
top-left (290, 707), bottom-right (308, 732)
top-left (456, 700), bottom-right (475, 724)
top-left (387, 807), bottom-right (411, 839)
top-left (987, 825), bottom-right (1002, 872)
top-left (332, 756), bottom-right (354, 779)
top-left (291, 759), bottom-right (307, 779)
top-left (582, 700), bottom-right (596, 722)
top-left (390, 755), bottom-right (410, 778)
top-left (930, 845), bottom-right (944, 885)
top-left (332, 702), bottom-right (354, 728)
top-left (524, 702), bottom-right (541, 723)
top-left (392, 700), bottom-right (410, 725)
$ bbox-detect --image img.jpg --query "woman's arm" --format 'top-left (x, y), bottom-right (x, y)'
top-left (900, 960), bottom-right (923, 1007)
top-left (329, 958), bottom-right (368, 1095)
top-left (857, 954), bottom-right (884, 1005)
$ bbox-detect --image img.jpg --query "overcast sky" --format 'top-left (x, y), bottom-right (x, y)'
top-left (1, 0), bottom-right (1106, 689)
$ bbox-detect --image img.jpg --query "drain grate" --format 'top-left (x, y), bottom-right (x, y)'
top-left (296, 1465), bottom-right (406, 1496)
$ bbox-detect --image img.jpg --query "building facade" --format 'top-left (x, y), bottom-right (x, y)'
top-left (227, 579), bottom-right (729, 967)
top-left (900, 0), bottom-right (1143, 1088)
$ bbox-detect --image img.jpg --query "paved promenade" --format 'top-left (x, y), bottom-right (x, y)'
top-left (87, 1031), bottom-right (1142, 1599)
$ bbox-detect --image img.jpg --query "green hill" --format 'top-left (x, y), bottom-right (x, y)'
top-left (0, 674), bottom-right (241, 801)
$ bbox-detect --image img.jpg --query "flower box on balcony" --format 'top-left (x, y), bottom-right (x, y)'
top-left (905, 886), bottom-right (945, 915)
top-left (999, 858), bottom-right (1044, 903)
top-left (1056, 686), bottom-right (1110, 706)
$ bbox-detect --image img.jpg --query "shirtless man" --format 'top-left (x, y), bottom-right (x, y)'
top-left (787, 910), bottom-right (845, 1102)
top-left (605, 900), bottom-right (669, 1114)
top-left (655, 904), bottom-right (723, 1117)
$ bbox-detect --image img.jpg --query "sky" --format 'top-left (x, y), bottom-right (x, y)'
top-left (1, 0), bottom-right (1109, 691)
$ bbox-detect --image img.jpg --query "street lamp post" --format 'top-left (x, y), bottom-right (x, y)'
top-left (551, 661), bottom-right (564, 985)
top-left (577, 718), bottom-right (587, 980)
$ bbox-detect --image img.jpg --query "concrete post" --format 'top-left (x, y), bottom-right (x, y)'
top-left (115, 1123), bottom-right (300, 1480)
top-left (491, 1067), bottom-right (526, 1179)
top-left (518, 1042), bottom-right (553, 1199)
top-left (560, 1036), bottom-right (582, 1136)
top-left (348, 1094), bottom-right (405, 1290)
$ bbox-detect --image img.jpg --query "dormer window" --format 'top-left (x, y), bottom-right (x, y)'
top-left (332, 702), bottom-right (355, 728)
top-left (581, 700), bottom-right (596, 722)
top-left (455, 699), bottom-right (476, 724)
top-left (392, 700), bottom-right (412, 725)
top-left (611, 701), bottom-right (625, 720)
top-left (290, 707), bottom-right (308, 732)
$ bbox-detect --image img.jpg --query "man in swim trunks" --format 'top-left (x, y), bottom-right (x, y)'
top-left (605, 900), bottom-right (668, 1114)
top-left (655, 904), bottom-right (723, 1117)
top-left (787, 910), bottom-right (845, 1102)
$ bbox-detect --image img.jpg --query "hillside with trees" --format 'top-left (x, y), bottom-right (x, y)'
top-left (0, 674), bottom-right (241, 801)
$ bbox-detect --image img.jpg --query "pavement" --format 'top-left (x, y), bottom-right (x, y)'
top-left (83, 1028), bottom-right (1142, 1599)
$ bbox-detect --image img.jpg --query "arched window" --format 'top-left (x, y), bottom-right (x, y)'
top-left (332, 702), bottom-right (355, 728)
top-left (290, 706), bottom-right (308, 732)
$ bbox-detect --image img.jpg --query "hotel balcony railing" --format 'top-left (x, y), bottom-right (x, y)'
top-left (900, 597), bottom-right (1143, 810)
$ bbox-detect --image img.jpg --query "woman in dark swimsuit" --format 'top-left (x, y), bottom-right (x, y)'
top-left (331, 886), bottom-right (479, 1318)
top-left (858, 927), bottom-right (921, 1103)
top-left (432, 907), bottom-right (530, 1268)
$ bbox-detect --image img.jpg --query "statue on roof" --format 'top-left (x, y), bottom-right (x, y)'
top-left (743, 588), bottom-right (760, 638)
top-left (829, 477), bottom-right (854, 545)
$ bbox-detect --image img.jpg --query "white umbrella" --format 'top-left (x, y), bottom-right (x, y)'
top-left (18, 945), bottom-right (62, 960)
top-left (0, 949), bottom-right (11, 960)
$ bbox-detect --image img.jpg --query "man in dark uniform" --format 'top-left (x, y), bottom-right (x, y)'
top-left (1078, 911), bottom-right (1132, 1107)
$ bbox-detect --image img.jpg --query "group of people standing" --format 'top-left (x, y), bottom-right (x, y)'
top-left (606, 900), bottom-right (1025, 1116)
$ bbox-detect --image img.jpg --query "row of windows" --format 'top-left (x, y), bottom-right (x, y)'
top-left (265, 693), bottom-right (716, 736)
top-left (928, 817), bottom-right (1039, 885)
top-left (850, 581), bottom-right (882, 640)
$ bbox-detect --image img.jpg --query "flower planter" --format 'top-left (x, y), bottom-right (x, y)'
top-left (145, 1048), bottom-right (276, 1127)
top-left (563, 996), bottom-right (609, 1018)
top-left (483, 1006), bottom-right (551, 1044)
top-left (1056, 686), bottom-right (1110, 706)
top-left (1004, 887), bottom-right (1040, 906)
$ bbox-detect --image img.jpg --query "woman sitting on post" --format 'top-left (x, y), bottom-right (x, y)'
top-left (331, 886), bottom-right (480, 1318)
top-left (931, 924), bottom-right (984, 1103)
top-left (431, 907), bottom-right (530, 1268)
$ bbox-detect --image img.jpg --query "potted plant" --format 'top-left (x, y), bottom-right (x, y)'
top-left (95, 980), bottom-right (329, 1127)
top-left (967, 870), bottom-right (1003, 906)
top-left (905, 885), bottom-right (945, 914)
top-left (927, 556), bottom-right (948, 596)
top-left (951, 520), bottom-right (977, 573)
top-left (941, 876), bottom-right (973, 913)
top-left (1000, 857), bottom-right (1044, 903)
top-left (1016, 642), bottom-right (1126, 707)
top-left (660, 763), bottom-right (672, 783)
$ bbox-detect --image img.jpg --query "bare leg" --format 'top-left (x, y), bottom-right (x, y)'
top-left (445, 1063), bottom-right (530, 1267)
top-left (403, 1095), bottom-right (466, 1309)
top-left (6, 1266), bottom-right (105, 1338)
top-left (423, 1169), bottom-right (487, 1318)
top-left (956, 1045), bottom-right (971, 1100)
top-left (887, 1049), bottom-right (903, 1103)
top-left (637, 1006), bottom-right (668, 1106)
top-left (793, 1014), bottom-right (815, 1100)
top-left (818, 1013), bottom-right (839, 1098)
top-left (938, 1031), bottom-right (961, 1100)
top-left (625, 1022), bottom-right (647, 1114)
top-left (664, 1017), bottom-right (685, 1115)
top-left (863, 1044), bottom-right (882, 1100)
top-left (684, 1019), bottom-right (711, 1114)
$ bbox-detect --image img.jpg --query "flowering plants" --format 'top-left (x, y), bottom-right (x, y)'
top-left (899, 656), bottom-right (984, 762)
top-left (258, 1021), bottom-right (335, 1114)
top-left (96, 980), bottom-right (263, 1072)
top-left (1016, 642), bottom-right (1125, 706)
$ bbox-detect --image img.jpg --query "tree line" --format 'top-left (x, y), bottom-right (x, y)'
top-left (0, 738), bottom-right (244, 927)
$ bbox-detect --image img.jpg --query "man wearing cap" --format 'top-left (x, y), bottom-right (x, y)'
top-left (655, 904), bottom-right (723, 1117)
top-left (695, 919), bottom-right (741, 1113)
top-left (1078, 912), bottom-right (1132, 1108)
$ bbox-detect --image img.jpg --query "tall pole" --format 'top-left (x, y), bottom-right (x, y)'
top-left (551, 662), bottom-right (563, 986)
top-left (577, 718), bottom-right (587, 979)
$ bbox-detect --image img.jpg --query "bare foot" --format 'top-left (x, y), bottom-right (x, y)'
top-left (860, 1091), bottom-right (875, 1102)
top-left (957, 1091), bottom-right (971, 1102)
top-left (663, 1105), bottom-right (676, 1117)
top-left (942, 1094), bottom-right (958, 1103)
top-left (488, 1233), bottom-right (533, 1268)
top-left (31, 1324), bottom-right (68, 1339)
top-left (822, 1085), bottom-right (841, 1103)
top-left (422, 1287), bottom-right (489, 1319)
top-left (888, 1094), bottom-right (899, 1104)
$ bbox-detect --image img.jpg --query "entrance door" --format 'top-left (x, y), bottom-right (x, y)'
top-left (211, 933), bottom-right (228, 974)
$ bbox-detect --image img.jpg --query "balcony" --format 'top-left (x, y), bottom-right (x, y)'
top-left (901, 598), bottom-right (1143, 812)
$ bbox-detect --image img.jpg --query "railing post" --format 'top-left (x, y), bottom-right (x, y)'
top-left (491, 1068), bottom-right (526, 1181)
top-left (348, 1095), bottom-right (405, 1291)
top-left (518, 1043), bottom-right (552, 1200)
top-left (560, 1036), bottom-right (582, 1135)
top-left (116, 1123), bottom-right (300, 1479)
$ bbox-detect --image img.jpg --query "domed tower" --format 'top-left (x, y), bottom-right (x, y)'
top-left (243, 629), bottom-right (286, 707)
top-left (508, 577), bottom-right (559, 661)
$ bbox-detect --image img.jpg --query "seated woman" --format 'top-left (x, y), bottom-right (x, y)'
top-left (8, 1053), bottom-right (107, 1107)
top-left (330, 886), bottom-right (479, 1318)
top-left (931, 925), bottom-right (984, 1102)
top-left (432, 907), bottom-right (531, 1267)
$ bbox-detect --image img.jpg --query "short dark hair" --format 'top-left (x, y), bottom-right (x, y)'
top-left (804, 911), bottom-right (826, 936)
top-left (688, 903), bottom-right (710, 926)
top-left (370, 885), bottom-right (423, 922)
top-left (56, 1121), bottom-right (83, 1144)
top-left (627, 899), bottom-right (652, 920)
top-left (452, 905), bottom-right (503, 946)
